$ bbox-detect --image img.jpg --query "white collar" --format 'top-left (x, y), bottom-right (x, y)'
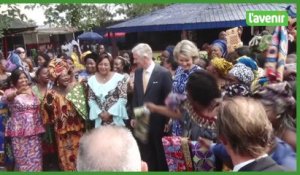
top-left (144, 61), bottom-right (155, 75)
top-left (233, 154), bottom-right (268, 172)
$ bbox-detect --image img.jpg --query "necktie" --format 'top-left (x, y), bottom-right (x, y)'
top-left (143, 70), bottom-right (149, 93)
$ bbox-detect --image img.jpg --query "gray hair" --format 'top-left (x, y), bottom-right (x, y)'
top-left (173, 40), bottom-right (199, 61)
top-left (131, 43), bottom-right (153, 60)
top-left (77, 126), bottom-right (142, 171)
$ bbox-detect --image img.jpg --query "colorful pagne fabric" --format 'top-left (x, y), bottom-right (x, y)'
top-left (48, 58), bottom-right (70, 81)
top-left (265, 26), bottom-right (288, 82)
top-left (11, 135), bottom-right (42, 171)
top-left (1, 89), bottom-right (45, 171)
top-left (162, 136), bottom-right (192, 171)
top-left (42, 90), bottom-right (85, 171)
top-left (0, 103), bottom-right (8, 168)
top-left (171, 65), bottom-right (201, 136)
top-left (88, 73), bottom-right (128, 128)
top-left (189, 141), bottom-right (215, 171)
top-left (66, 83), bottom-right (88, 120)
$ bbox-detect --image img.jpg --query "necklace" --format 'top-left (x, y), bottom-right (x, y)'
top-left (184, 100), bottom-right (217, 130)
top-left (98, 72), bottom-right (111, 82)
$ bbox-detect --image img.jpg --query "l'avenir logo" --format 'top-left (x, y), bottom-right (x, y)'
top-left (246, 11), bottom-right (289, 26)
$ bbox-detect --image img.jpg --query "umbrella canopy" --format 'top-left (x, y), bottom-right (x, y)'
top-left (78, 31), bottom-right (103, 42)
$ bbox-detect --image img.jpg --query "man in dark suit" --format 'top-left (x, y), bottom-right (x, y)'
top-left (217, 97), bottom-right (286, 172)
top-left (131, 43), bottom-right (172, 171)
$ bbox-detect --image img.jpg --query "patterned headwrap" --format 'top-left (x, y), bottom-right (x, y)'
top-left (210, 57), bottom-right (233, 77)
top-left (237, 56), bottom-right (258, 71)
top-left (223, 83), bottom-right (251, 97)
top-left (212, 39), bottom-right (227, 57)
top-left (80, 50), bottom-right (92, 63)
top-left (48, 58), bottom-right (70, 81)
top-left (252, 81), bottom-right (295, 119)
top-left (265, 26), bottom-right (288, 82)
top-left (228, 63), bottom-right (254, 85)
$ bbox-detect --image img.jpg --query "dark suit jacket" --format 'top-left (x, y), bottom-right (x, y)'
top-left (239, 156), bottom-right (286, 171)
top-left (133, 64), bottom-right (173, 135)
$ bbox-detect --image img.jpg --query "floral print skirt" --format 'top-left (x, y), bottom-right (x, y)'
top-left (11, 135), bottom-right (42, 171)
top-left (55, 131), bottom-right (83, 171)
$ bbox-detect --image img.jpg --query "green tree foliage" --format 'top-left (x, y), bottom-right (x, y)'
top-left (115, 3), bottom-right (169, 19)
top-left (41, 4), bottom-right (114, 31)
top-left (35, 3), bottom-right (169, 31)
top-left (0, 4), bottom-right (28, 38)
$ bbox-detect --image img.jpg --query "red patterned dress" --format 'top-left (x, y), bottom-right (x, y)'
top-left (42, 89), bottom-right (85, 171)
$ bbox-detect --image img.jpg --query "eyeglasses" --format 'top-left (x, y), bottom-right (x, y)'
top-left (17, 51), bottom-right (26, 54)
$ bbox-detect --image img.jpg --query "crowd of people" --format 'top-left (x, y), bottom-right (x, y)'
top-left (0, 13), bottom-right (297, 172)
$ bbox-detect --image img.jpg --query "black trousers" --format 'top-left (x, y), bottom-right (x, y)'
top-left (137, 132), bottom-right (168, 171)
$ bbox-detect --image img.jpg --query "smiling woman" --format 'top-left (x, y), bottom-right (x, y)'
top-left (1, 69), bottom-right (45, 171)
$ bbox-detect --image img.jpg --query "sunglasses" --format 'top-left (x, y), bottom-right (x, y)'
top-left (17, 51), bottom-right (26, 54)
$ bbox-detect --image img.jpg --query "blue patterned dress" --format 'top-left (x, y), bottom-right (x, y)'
top-left (171, 65), bottom-right (201, 136)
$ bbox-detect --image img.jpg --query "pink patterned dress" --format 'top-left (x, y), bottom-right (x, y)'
top-left (1, 88), bottom-right (45, 171)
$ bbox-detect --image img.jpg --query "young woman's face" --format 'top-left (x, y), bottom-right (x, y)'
top-left (97, 58), bottom-right (111, 75)
top-left (113, 58), bottom-right (124, 73)
top-left (16, 73), bottom-right (29, 88)
top-left (58, 69), bottom-right (71, 87)
top-left (37, 56), bottom-right (46, 66)
top-left (38, 68), bottom-right (49, 84)
top-left (177, 53), bottom-right (193, 71)
top-left (85, 58), bottom-right (96, 74)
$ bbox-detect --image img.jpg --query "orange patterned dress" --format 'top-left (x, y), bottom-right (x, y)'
top-left (42, 89), bottom-right (85, 171)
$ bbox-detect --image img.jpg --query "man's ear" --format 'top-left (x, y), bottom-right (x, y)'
top-left (141, 161), bottom-right (148, 172)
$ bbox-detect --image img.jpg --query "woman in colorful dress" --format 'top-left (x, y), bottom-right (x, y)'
top-left (146, 40), bottom-right (202, 137)
top-left (42, 58), bottom-right (85, 171)
top-left (77, 51), bottom-right (98, 82)
top-left (88, 53), bottom-right (128, 128)
top-left (0, 56), bottom-right (13, 171)
top-left (32, 65), bottom-right (60, 171)
top-left (1, 69), bottom-right (45, 171)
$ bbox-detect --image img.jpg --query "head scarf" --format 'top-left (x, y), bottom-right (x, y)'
top-left (252, 82), bottom-right (296, 136)
top-left (48, 58), bottom-right (70, 81)
top-left (212, 39), bottom-right (227, 57)
top-left (210, 57), bottom-right (233, 77)
top-left (228, 63), bottom-right (254, 85)
top-left (252, 81), bottom-right (295, 119)
top-left (80, 50), bottom-right (92, 63)
top-left (223, 83), bottom-right (251, 97)
top-left (237, 56), bottom-right (258, 71)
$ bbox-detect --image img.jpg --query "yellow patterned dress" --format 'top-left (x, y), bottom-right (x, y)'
top-left (42, 88), bottom-right (85, 171)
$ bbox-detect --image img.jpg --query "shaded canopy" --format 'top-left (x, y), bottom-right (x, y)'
top-left (108, 3), bottom-right (292, 32)
top-left (78, 31), bottom-right (103, 42)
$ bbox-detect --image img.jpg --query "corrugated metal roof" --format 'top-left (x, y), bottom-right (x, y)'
top-left (108, 3), bottom-right (293, 32)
